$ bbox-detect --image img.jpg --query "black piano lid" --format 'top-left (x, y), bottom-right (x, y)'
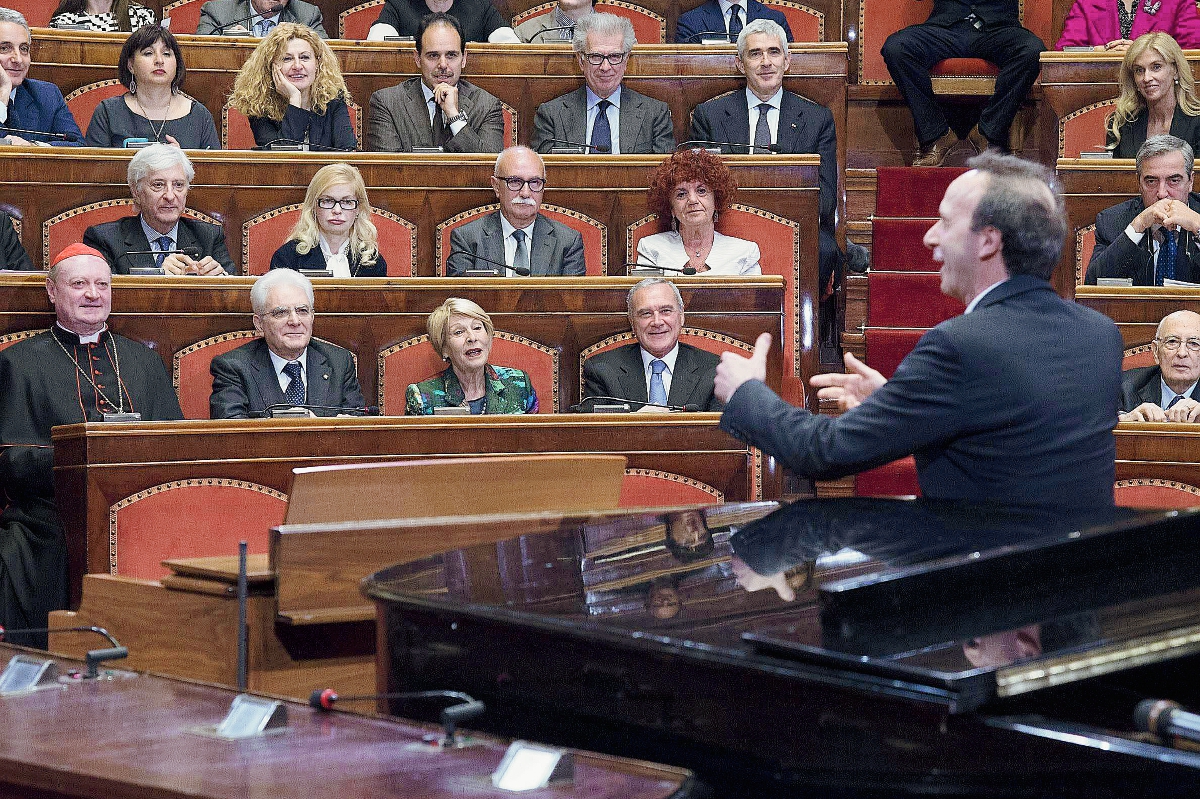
top-left (365, 498), bottom-right (1200, 713)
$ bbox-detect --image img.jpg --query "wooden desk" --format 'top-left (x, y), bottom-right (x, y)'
top-left (1075, 286), bottom-right (1200, 350)
top-left (0, 644), bottom-right (689, 799)
top-left (1116, 424), bottom-right (1200, 487)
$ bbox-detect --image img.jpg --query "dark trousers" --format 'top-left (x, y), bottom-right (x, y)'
top-left (881, 19), bottom-right (1044, 147)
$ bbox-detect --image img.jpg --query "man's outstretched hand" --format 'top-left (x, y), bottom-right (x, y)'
top-left (810, 352), bottom-right (886, 412)
top-left (714, 332), bottom-right (771, 404)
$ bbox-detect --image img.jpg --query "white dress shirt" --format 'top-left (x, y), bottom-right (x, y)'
top-left (499, 213), bottom-right (537, 276)
top-left (318, 235), bottom-right (352, 278)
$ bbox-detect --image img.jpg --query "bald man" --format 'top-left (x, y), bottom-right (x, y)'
top-left (1120, 310), bottom-right (1200, 422)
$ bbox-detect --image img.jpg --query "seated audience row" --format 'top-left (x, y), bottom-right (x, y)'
top-left (1119, 309), bottom-right (1200, 422)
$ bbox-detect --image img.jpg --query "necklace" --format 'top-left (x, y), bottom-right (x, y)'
top-left (133, 93), bottom-right (170, 143)
top-left (51, 328), bottom-right (125, 415)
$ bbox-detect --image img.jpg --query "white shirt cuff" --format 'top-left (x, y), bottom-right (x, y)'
top-left (1124, 223), bottom-right (1146, 245)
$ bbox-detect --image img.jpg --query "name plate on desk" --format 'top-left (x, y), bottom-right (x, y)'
top-left (192, 694), bottom-right (288, 739)
top-left (0, 655), bottom-right (59, 697)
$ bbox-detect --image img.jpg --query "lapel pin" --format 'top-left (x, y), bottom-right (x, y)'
top-left (323, 374), bottom-right (330, 380)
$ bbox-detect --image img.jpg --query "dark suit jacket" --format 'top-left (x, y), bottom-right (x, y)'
top-left (531, 86), bottom-right (675, 154)
top-left (1107, 105), bottom-right (1200, 159)
top-left (721, 275), bottom-right (1123, 509)
top-left (7, 78), bottom-right (83, 146)
top-left (196, 0), bottom-right (328, 36)
top-left (1119, 365), bottom-right (1198, 413)
top-left (1085, 194), bottom-right (1200, 285)
top-left (691, 89), bottom-right (836, 224)
top-left (674, 0), bottom-right (793, 42)
top-left (366, 78), bottom-right (503, 153)
top-left (446, 211), bottom-right (586, 276)
top-left (209, 338), bottom-right (365, 418)
top-left (924, 0), bottom-right (1021, 27)
top-left (583, 342), bottom-right (723, 411)
top-left (269, 238), bottom-right (387, 276)
top-left (83, 215), bottom-right (237, 275)
top-left (249, 97), bottom-right (356, 150)
top-left (0, 211), bottom-right (32, 271)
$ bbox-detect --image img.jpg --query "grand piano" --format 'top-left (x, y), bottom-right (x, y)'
top-left (364, 499), bottom-right (1200, 797)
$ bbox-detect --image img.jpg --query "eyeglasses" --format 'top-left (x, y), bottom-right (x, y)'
top-left (496, 176), bottom-right (546, 192)
top-left (316, 197), bottom-right (359, 210)
top-left (266, 305), bottom-right (312, 321)
top-left (1156, 336), bottom-right (1200, 353)
top-left (581, 51), bottom-right (629, 66)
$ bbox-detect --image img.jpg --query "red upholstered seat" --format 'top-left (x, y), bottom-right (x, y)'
top-left (579, 328), bottom-right (752, 398)
top-left (172, 331), bottom-right (258, 419)
top-left (513, 0), bottom-right (666, 41)
top-left (867, 272), bottom-right (964, 328)
top-left (619, 469), bottom-right (723, 507)
top-left (762, 0), bottom-right (823, 41)
top-left (43, 201), bottom-right (225, 271)
top-left (378, 332), bottom-right (559, 414)
top-left (864, 328), bottom-right (924, 379)
top-left (161, 0), bottom-right (205, 34)
top-left (1114, 479), bottom-right (1200, 509)
top-left (109, 480), bottom-right (287, 580)
top-left (5, 0), bottom-right (51, 26)
top-left (855, 456), bottom-right (920, 497)
top-left (931, 58), bottom-right (997, 78)
top-left (436, 203), bottom-right (607, 275)
top-left (340, 0), bottom-right (384, 39)
top-left (1122, 344), bottom-right (1156, 371)
top-left (64, 80), bottom-right (125, 141)
top-left (627, 204), bottom-right (803, 403)
top-left (241, 204), bottom-right (415, 276)
top-left (222, 100), bottom-right (363, 150)
top-left (1060, 101), bottom-right (1116, 159)
top-left (1075, 224), bottom-right (1096, 286)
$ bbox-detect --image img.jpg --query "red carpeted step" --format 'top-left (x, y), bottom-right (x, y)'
top-left (867, 272), bottom-right (965, 327)
top-left (855, 456), bottom-right (921, 497)
top-left (875, 167), bottom-right (967, 217)
top-left (871, 218), bottom-right (941, 271)
top-left (864, 328), bottom-right (925, 378)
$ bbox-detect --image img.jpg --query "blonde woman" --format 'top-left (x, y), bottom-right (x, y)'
top-left (270, 163), bottom-right (386, 277)
top-left (228, 23), bottom-right (355, 151)
top-left (1107, 32), bottom-right (1200, 157)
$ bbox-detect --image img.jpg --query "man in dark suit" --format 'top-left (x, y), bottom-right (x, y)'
top-left (0, 10), bottom-right (82, 146)
top-left (0, 210), bottom-right (32, 270)
top-left (1087, 135), bottom-right (1200, 286)
top-left (210, 270), bottom-right (365, 418)
top-left (583, 277), bottom-right (723, 411)
top-left (1119, 310), bottom-right (1200, 422)
top-left (674, 0), bottom-right (792, 43)
top-left (366, 13), bottom-right (503, 153)
top-left (531, 13), bottom-right (674, 155)
top-left (690, 18), bottom-right (840, 288)
top-left (196, 0), bottom-right (328, 37)
top-left (446, 146), bottom-right (586, 276)
top-left (84, 144), bottom-right (236, 276)
top-left (715, 153), bottom-right (1123, 509)
top-left (881, 0), bottom-right (1044, 166)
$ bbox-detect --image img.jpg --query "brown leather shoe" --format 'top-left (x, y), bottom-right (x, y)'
top-left (966, 125), bottom-right (989, 154)
top-left (912, 129), bottom-right (958, 167)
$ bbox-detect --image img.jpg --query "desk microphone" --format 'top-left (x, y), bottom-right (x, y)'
top-left (248, 403), bottom-right (379, 418)
top-left (310, 688), bottom-right (485, 742)
top-left (677, 139), bottom-right (780, 154)
top-left (212, 11), bottom-right (264, 34)
top-left (529, 24), bottom-right (575, 41)
top-left (571, 394), bottom-right (700, 413)
top-left (254, 137), bottom-right (356, 152)
top-left (446, 248), bottom-right (531, 276)
top-left (0, 125), bottom-right (81, 143)
top-left (537, 138), bottom-right (610, 154)
top-left (119, 246), bottom-right (203, 262)
top-left (1135, 699), bottom-right (1200, 746)
top-left (622, 261), bottom-right (698, 276)
top-left (684, 30), bottom-right (735, 43)
top-left (0, 624), bottom-right (128, 678)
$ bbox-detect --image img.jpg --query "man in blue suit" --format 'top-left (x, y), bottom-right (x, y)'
top-left (0, 9), bottom-right (82, 146)
top-left (714, 153), bottom-right (1123, 510)
top-left (675, 0), bottom-right (791, 43)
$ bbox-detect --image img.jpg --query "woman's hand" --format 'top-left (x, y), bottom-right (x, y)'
top-left (273, 65), bottom-right (302, 107)
top-left (1097, 39), bottom-right (1133, 52)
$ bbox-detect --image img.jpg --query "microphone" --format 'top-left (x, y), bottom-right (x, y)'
top-left (248, 403), bottom-right (379, 418)
top-left (684, 30), bottom-right (736, 43)
top-left (212, 10), bottom-right (265, 34)
top-left (0, 624), bottom-right (128, 678)
top-left (120, 246), bottom-right (203, 261)
top-left (529, 24), bottom-right (575, 41)
top-left (0, 125), bottom-right (82, 143)
top-left (1135, 700), bottom-right (1200, 746)
top-left (310, 688), bottom-right (486, 743)
top-left (570, 394), bottom-right (700, 413)
top-left (538, 137), bottom-right (610, 154)
top-left (446, 248), bottom-right (531, 277)
top-left (253, 138), bottom-right (356, 153)
top-left (622, 261), bottom-right (698, 276)
top-left (677, 139), bottom-right (780, 155)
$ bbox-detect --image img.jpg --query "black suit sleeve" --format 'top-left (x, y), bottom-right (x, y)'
top-left (812, 107), bottom-right (838, 225)
top-left (334, 348), bottom-right (368, 411)
top-left (1085, 210), bottom-right (1143, 285)
top-left (82, 224), bottom-right (122, 273)
top-left (200, 221), bottom-right (238, 275)
top-left (209, 354), bottom-right (252, 419)
top-left (689, 102), bottom-right (716, 148)
top-left (0, 215), bottom-right (32, 271)
top-left (582, 357), bottom-right (614, 403)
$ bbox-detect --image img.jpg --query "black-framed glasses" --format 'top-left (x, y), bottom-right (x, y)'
top-left (497, 176), bottom-right (546, 192)
top-left (1156, 336), bottom-right (1200, 353)
top-left (316, 197), bottom-right (359, 210)
top-left (582, 51), bottom-right (629, 66)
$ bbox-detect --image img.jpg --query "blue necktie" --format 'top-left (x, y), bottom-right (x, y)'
top-left (154, 235), bottom-right (172, 269)
top-left (590, 99), bottom-right (612, 154)
top-left (1167, 393), bottom-right (1184, 410)
top-left (256, 18), bottom-right (275, 37)
top-left (283, 361), bottom-right (305, 405)
top-left (649, 358), bottom-right (668, 406)
top-left (728, 4), bottom-right (743, 41)
top-left (1159, 228), bottom-right (1178, 286)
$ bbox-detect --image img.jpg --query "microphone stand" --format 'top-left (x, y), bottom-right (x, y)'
top-left (446, 248), bottom-right (531, 277)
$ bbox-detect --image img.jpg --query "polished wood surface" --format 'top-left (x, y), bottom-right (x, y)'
top-left (1059, 158), bottom-right (1136, 296)
top-left (1075, 286), bottom-right (1200, 350)
top-left (0, 643), bottom-right (690, 799)
top-left (1116, 424), bottom-right (1200, 486)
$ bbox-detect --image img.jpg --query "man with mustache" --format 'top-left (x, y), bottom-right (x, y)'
top-left (366, 12), bottom-right (503, 152)
top-left (196, 0), bottom-right (328, 37)
top-left (445, 145), bottom-right (586, 276)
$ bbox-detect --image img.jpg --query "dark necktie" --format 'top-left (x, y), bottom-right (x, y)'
top-left (1158, 228), bottom-right (1178, 286)
top-left (283, 361), bottom-right (305, 405)
top-left (1167, 393), bottom-right (1184, 410)
top-left (728, 4), bottom-right (743, 41)
top-left (512, 228), bottom-right (530, 275)
top-left (431, 98), bottom-right (449, 147)
top-left (154, 235), bottom-right (172, 269)
top-left (5, 97), bottom-right (16, 130)
top-left (591, 99), bottom-right (612, 154)
top-left (649, 359), bottom-right (668, 406)
top-left (753, 102), bottom-right (772, 153)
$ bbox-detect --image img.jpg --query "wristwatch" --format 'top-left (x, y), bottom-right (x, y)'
top-left (447, 111), bottom-right (469, 126)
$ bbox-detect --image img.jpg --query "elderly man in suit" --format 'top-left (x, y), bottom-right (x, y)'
top-left (0, 9), bottom-right (82, 146)
top-left (210, 270), bottom-right (366, 418)
top-left (674, 0), bottom-right (791, 43)
top-left (83, 144), bottom-right (236, 276)
top-left (1120, 310), bottom-right (1200, 422)
top-left (366, 12), bottom-right (503, 153)
top-left (1087, 135), bottom-right (1200, 286)
top-left (446, 146), bottom-right (586, 276)
top-left (196, 0), bottom-right (328, 37)
top-left (881, 0), bottom-right (1044, 166)
top-left (582, 277), bottom-right (724, 411)
top-left (715, 153), bottom-right (1123, 509)
top-left (531, 13), bottom-right (674, 155)
top-left (515, 0), bottom-right (592, 41)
